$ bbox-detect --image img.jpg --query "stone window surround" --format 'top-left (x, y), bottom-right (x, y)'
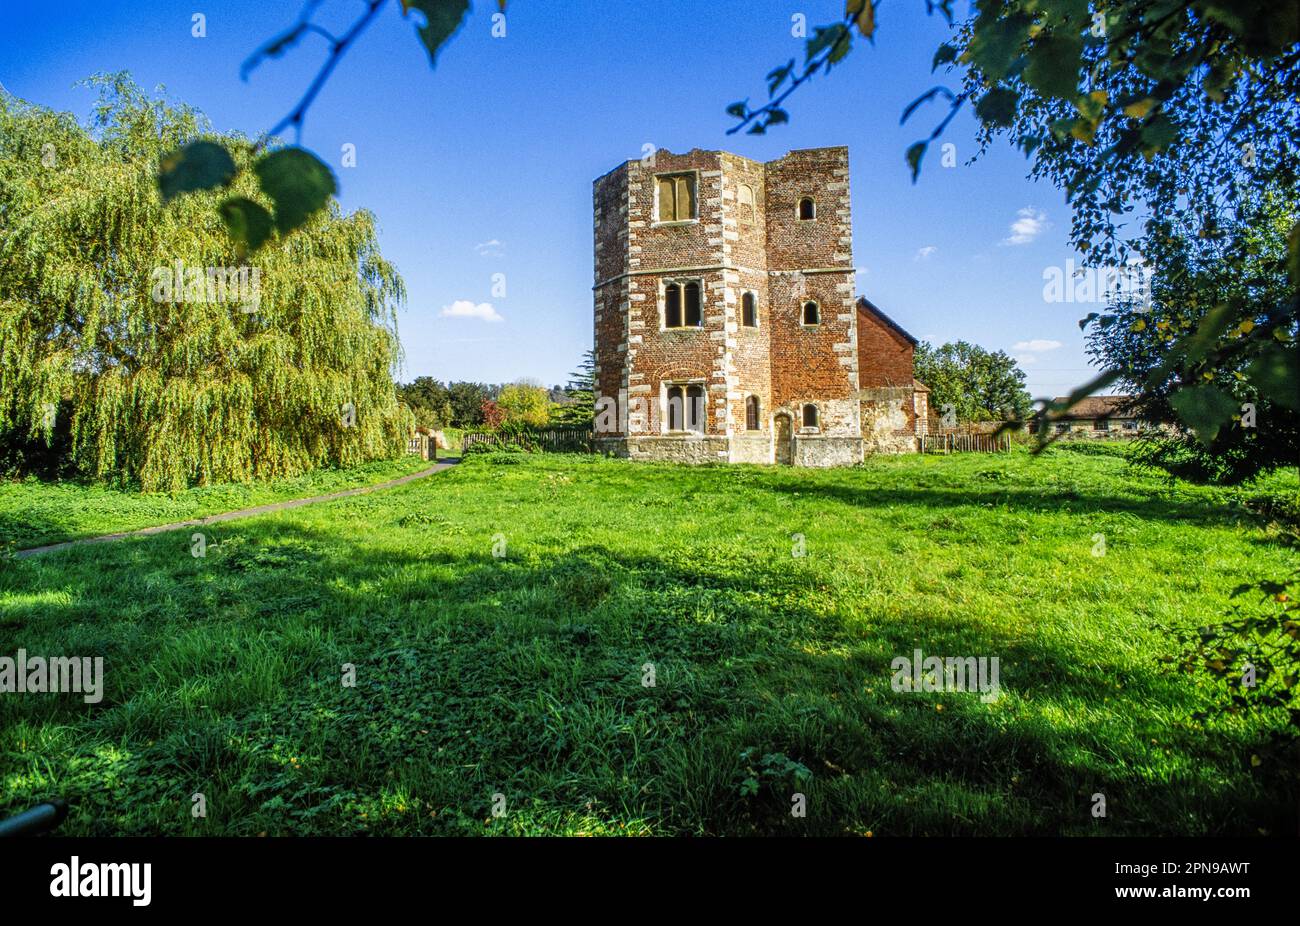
top-left (660, 277), bottom-right (705, 331)
top-left (801, 298), bottom-right (821, 327)
top-left (741, 290), bottom-right (759, 329)
top-left (745, 394), bottom-right (762, 431)
top-left (737, 182), bottom-right (757, 226)
top-left (651, 169), bottom-right (701, 227)
top-left (661, 379), bottom-right (708, 435)
top-left (797, 196), bottom-right (816, 221)
top-left (800, 402), bottom-right (821, 433)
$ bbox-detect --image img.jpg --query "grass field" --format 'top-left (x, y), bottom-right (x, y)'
top-left (0, 455), bottom-right (434, 551)
top-left (1, 447), bottom-right (1295, 835)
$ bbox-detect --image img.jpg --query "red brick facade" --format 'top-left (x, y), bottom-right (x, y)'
top-left (593, 147), bottom-right (924, 465)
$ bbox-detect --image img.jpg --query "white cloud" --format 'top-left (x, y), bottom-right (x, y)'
top-left (474, 239), bottom-right (504, 257)
top-left (440, 300), bottom-right (503, 323)
top-left (1001, 207), bottom-right (1049, 246)
top-left (1012, 339), bottom-right (1062, 352)
top-left (914, 246), bottom-right (937, 261)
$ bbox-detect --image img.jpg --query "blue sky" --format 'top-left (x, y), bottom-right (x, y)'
top-left (1, 0), bottom-right (1110, 400)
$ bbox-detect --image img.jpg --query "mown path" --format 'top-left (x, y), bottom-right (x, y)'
top-left (13, 458), bottom-right (460, 559)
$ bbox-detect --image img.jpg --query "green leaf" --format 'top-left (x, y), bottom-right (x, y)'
top-left (1049, 116), bottom-right (1078, 140)
top-left (1139, 113), bottom-right (1177, 155)
top-left (402, 0), bottom-right (470, 69)
top-left (219, 197), bottom-right (275, 254)
top-left (1023, 33), bottom-right (1084, 99)
top-left (1244, 345), bottom-right (1300, 411)
top-left (806, 24), bottom-right (849, 62)
top-left (975, 87), bottom-right (1020, 128)
top-left (766, 61), bottom-right (794, 96)
top-left (827, 29), bottom-right (854, 67)
top-left (1169, 382), bottom-right (1238, 446)
top-left (253, 147), bottom-right (338, 235)
top-left (906, 141), bottom-right (927, 183)
top-left (932, 43), bottom-right (959, 72)
top-left (967, 13), bottom-right (1031, 81)
top-left (158, 141), bottom-right (236, 203)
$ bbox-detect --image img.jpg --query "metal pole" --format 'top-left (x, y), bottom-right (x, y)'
top-left (0, 799), bottom-right (68, 837)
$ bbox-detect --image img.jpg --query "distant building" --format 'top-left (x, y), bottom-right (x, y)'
top-left (1041, 395), bottom-right (1148, 437)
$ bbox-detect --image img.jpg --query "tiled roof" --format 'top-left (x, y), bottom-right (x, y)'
top-left (1049, 395), bottom-right (1138, 419)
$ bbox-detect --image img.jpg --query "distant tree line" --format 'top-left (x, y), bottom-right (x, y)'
top-left (914, 341), bottom-right (1033, 424)
top-left (399, 351), bottom-right (595, 430)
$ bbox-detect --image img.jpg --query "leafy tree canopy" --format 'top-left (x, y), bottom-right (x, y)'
top-left (1086, 190), bottom-right (1299, 481)
top-left (914, 340), bottom-right (1034, 423)
top-left (496, 381), bottom-right (551, 428)
top-left (731, 1), bottom-right (1298, 479)
top-left (550, 350), bottom-right (596, 426)
top-left (0, 74), bottom-right (410, 491)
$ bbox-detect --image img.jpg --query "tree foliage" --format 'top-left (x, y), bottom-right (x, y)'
top-left (161, 0), bottom-right (485, 250)
top-left (1085, 191), bottom-right (1299, 482)
top-left (914, 340), bottom-right (1033, 423)
top-left (398, 376), bottom-right (454, 429)
top-left (731, 1), bottom-right (1299, 478)
top-left (0, 75), bottom-right (411, 491)
top-left (1172, 568), bottom-right (1300, 735)
top-left (496, 381), bottom-right (551, 428)
top-left (550, 350), bottom-right (596, 426)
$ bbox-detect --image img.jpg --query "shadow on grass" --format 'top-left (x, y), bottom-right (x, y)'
top-left (0, 515), bottom-right (1293, 837)
top-left (755, 477), bottom-right (1268, 530)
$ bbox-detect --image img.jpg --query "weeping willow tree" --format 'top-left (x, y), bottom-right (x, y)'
top-left (0, 74), bottom-right (412, 491)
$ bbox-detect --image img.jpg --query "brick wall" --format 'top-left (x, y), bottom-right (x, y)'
top-left (594, 146), bottom-right (867, 461)
top-left (857, 304), bottom-right (915, 388)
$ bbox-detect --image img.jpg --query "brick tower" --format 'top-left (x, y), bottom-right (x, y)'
top-left (592, 146), bottom-right (873, 466)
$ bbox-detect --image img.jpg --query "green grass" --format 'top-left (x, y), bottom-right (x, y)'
top-left (0, 448), bottom-right (1295, 835)
top-left (0, 454), bottom-right (434, 550)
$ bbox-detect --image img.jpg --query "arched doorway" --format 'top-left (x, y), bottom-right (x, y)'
top-left (773, 413), bottom-right (794, 465)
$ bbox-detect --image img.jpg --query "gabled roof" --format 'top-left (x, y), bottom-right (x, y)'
top-left (856, 296), bottom-right (918, 346)
top-left (1047, 395), bottom-right (1139, 419)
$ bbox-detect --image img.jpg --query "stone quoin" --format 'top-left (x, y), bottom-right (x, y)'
top-left (592, 146), bottom-right (928, 466)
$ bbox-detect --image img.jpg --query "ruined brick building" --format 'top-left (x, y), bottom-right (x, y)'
top-left (592, 146), bottom-right (928, 466)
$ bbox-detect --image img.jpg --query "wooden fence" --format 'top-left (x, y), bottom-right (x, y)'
top-left (461, 425), bottom-right (594, 454)
top-left (919, 431), bottom-right (1013, 454)
top-left (405, 434), bottom-right (435, 461)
